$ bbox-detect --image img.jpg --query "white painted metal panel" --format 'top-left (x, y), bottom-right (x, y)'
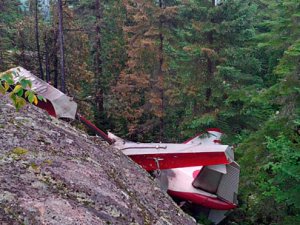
top-left (7, 67), bottom-right (77, 119)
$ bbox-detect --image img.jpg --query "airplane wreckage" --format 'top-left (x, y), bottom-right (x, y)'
top-left (2, 67), bottom-right (240, 224)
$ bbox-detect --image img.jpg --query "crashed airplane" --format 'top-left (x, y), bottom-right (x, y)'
top-left (2, 67), bottom-right (240, 224)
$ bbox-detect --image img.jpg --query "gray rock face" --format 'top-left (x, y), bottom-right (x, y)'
top-left (0, 97), bottom-right (196, 225)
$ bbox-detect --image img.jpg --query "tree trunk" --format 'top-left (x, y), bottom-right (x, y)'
top-left (206, 1), bottom-right (215, 102)
top-left (52, 29), bottom-right (59, 88)
top-left (35, 0), bottom-right (44, 80)
top-left (58, 0), bottom-right (66, 93)
top-left (159, 0), bottom-right (165, 141)
top-left (53, 54), bottom-right (58, 88)
top-left (94, 0), bottom-right (105, 127)
top-left (44, 33), bottom-right (50, 82)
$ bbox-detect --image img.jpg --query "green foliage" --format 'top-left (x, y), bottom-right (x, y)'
top-left (196, 214), bottom-right (213, 225)
top-left (0, 71), bottom-right (45, 111)
top-left (234, 117), bottom-right (300, 224)
top-left (0, 0), bottom-right (23, 71)
top-left (263, 135), bottom-right (300, 206)
top-left (163, 0), bottom-right (260, 140)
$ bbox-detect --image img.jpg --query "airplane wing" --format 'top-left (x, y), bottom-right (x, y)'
top-left (108, 132), bottom-right (234, 171)
top-left (6, 67), bottom-right (77, 119)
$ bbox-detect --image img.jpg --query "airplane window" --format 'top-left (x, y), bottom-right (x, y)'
top-left (192, 166), bottom-right (222, 194)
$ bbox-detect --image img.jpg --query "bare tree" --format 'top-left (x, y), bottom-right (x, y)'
top-left (159, 0), bottom-right (165, 141)
top-left (58, 0), bottom-right (66, 93)
top-left (94, 0), bottom-right (104, 124)
top-left (35, 0), bottom-right (44, 79)
top-left (44, 33), bottom-right (50, 82)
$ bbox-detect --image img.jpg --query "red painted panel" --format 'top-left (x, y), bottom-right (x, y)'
top-left (128, 152), bottom-right (229, 171)
top-left (193, 169), bottom-right (201, 179)
top-left (77, 115), bottom-right (115, 145)
top-left (168, 190), bottom-right (236, 210)
top-left (36, 99), bottom-right (56, 117)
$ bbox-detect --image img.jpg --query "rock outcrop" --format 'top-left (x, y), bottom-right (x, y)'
top-left (0, 96), bottom-right (196, 225)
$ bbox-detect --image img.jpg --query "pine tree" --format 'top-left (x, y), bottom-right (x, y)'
top-left (110, 0), bottom-right (178, 141)
top-left (0, 0), bottom-right (23, 71)
top-left (164, 0), bottom-right (258, 139)
top-left (57, 0), bottom-right (66, 93)
top-left (71, 0), bottom-right (127, 130)
top-left (231, 1), bottom-right (300, 224)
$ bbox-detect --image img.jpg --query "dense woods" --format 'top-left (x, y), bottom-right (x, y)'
top-left (0, 0), bottom-right (299, 224)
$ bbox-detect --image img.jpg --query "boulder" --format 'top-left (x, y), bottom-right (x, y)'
top-left (0, 97), bottom-right (196, 225)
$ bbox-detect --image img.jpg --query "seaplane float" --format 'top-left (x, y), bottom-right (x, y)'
top-left (2, 67), bottom-right (240, 224)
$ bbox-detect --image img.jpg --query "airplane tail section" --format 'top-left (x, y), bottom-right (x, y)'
top-left (190, 161), bottom-right (239, 224)
top-left (192, 162), bottom-right (239, 205)
top-left (184, 128), bottom-right (223, 145)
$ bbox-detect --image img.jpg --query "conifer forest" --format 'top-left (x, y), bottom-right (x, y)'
top-left (0, 0), bottom-right (299, 224)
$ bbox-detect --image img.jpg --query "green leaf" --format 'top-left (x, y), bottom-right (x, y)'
top-left (1, 73), bottom-right (14, 85)
top-left (9, 92), bottom-right (16, 101)
top-left (4, 82), bottom-right (9, 91)
top-left (12, 84), bottom-right (22, 93)
top-left (25, 90), bottom-right (30, 98)
top-left (15, 96), bottom-right (26, 111)
top-left (9, 93), bottom-right (26, 111)
top-left (20, 79), bottom-right (31, 89)
top-left (7, 78), bottom-right (14, 85)
top-left (33, 95), bottom-right (38, 105)
top-left (17, 89), bottom-right (24, 97)
top-left (0, 83), bottom-right (5, 95)
top-left (37, 95), bottom-right (47, 102)
top-left (28, 92), bottom-right (34, 103)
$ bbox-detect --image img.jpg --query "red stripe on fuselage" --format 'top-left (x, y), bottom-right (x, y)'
top-left (168, 190), bottom-right (236, 210)
top-left (128, 152), bottom-right (229, 171)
